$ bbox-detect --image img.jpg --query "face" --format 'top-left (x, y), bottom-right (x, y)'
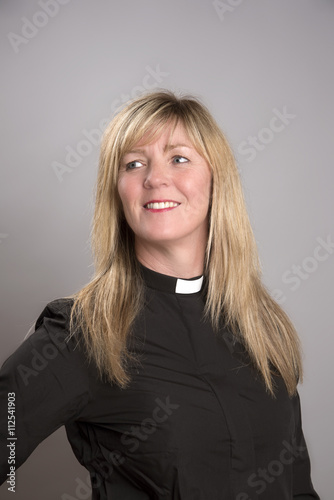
top-left (117, 121), bottom-right (212, 256)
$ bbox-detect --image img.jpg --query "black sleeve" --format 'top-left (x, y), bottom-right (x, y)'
top-left (292, 392), bottom-right (320, 499)
top-left (0, 299), bottom-right (92, 485)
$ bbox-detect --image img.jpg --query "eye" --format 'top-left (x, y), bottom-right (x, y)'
top-left (173, 155), bottom-right (189, 164)
top-left (125, 160), bottom-right (143, 170)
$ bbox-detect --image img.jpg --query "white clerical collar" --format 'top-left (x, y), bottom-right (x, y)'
top-left (139, 262), bottom-right (204, 295)
top-left (175, 276), bottom-right (204, 294)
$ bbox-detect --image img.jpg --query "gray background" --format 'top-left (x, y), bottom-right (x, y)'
top-left (0, 0), bottom-right (333, 498)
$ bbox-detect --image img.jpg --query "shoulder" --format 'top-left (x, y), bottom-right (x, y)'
top-left (27, 297), bottom-right (87, 362)
top-left (35, 297), bottom-right (75, 330)
top-left (0, 298), bottom-right (79, 375)
top-left (1, 297), bottom-right (91, 392)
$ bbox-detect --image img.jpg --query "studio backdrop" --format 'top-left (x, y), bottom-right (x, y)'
top-left (0, 0), bottom-right (333, 498)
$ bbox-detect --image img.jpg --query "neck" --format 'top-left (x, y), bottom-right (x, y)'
top-left (135, 239), bottom-right (206, 279)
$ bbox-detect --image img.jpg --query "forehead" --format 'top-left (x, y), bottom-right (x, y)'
top-left (132, 121), bottom-right (192, 149)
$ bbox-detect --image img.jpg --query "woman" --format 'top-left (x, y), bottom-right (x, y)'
top-left (0, 90), bottom-right (319, 499)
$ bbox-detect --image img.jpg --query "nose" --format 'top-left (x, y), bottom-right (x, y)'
top-left (143, 161), bottom-right (170, 188)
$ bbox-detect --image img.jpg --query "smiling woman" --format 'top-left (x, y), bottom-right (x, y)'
top-left (0, 90), bottom-right (319, 499)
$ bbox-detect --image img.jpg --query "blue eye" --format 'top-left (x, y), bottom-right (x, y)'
top-left (173, 155), bottom-right (189, 164)
top-left (126, 160), bottom-right (142, 170)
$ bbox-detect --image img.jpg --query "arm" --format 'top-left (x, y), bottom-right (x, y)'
top-left (292, 392), bottom-right (320, 499)
top-left (0, 299), bottom-right (91, 485)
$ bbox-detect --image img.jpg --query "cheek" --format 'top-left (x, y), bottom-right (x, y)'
top-left (117, 177), bottom-right (143, 229)
top-left (185, 172), bottom-right (212, 209)
top-left (201, 169), bottom-right (213, 203)
top-left (117, 176), bottom-right (135, 207)
top-left (117, 180), bottom-right (131, 223)
top-left (117, 175), bottom-right (126, 202)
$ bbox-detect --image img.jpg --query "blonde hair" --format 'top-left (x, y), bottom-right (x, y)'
top-left (70, 89), bottom-right (302, 396)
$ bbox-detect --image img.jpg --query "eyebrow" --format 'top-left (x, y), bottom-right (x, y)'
top-left (124, 143), bottom-right (192, 155)
top-left (164, 143), bottom-right (192, 152)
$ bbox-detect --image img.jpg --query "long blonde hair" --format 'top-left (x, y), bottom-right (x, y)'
top-left (70, 89), bottom-right (302, 396)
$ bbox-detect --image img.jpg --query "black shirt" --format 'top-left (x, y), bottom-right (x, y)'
top-left (0, 264), bottom-right (319, 499)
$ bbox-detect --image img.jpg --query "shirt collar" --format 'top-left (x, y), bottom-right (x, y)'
top-left (139, 262), bottom-right (204, 294)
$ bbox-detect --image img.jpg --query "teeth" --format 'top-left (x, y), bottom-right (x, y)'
top-left (145, 201), bottom-right (179, 209)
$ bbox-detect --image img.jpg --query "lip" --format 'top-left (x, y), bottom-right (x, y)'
top-left (143, 199), bottom-right (181, 212)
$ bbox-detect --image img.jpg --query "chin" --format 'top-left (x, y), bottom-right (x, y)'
top-left (139, 229), bottom-right (184, 245)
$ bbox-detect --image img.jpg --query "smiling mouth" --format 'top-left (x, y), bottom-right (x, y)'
top-left (144, 201), bottom-right (180, 210)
